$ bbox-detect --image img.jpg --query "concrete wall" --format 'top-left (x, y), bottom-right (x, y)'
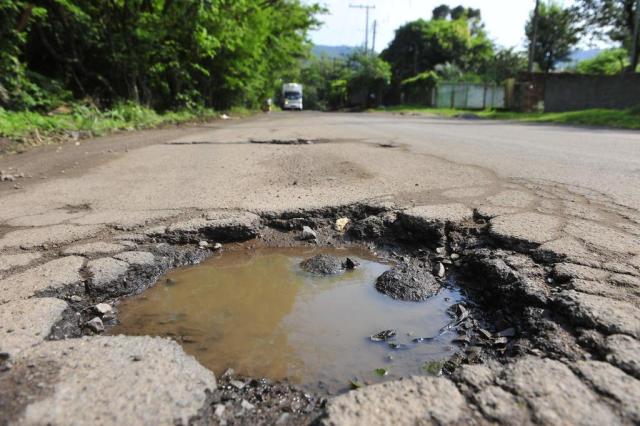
top-left (543, 74), bottom-right (640, 112)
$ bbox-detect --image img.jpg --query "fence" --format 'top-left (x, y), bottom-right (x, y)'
top-left (513, 73), bottom-right (640, 112)
top-left (434, 83), bottom-right (505, 109)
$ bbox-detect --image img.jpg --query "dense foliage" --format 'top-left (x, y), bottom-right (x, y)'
top-left (0, 0), bottom-right (322, 111)
top-left (576, 48), bottom-right (632, 74)
top-left (296, 50), bottom-right (390, 110)
top-left (526, 1), bottom-right (580, 73)
top-left (574, 0), bottom-right (640, 71)
top-left (381, 16), bottom-right (493, 88)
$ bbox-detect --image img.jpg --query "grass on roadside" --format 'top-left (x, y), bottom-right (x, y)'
top-left (0, 102), bottom-right (230, 154)
top-left (377, 105), bottom-right (640, 130)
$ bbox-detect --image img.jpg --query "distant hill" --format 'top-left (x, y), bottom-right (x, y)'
top-left (312, 45), bottom-right (356, 58)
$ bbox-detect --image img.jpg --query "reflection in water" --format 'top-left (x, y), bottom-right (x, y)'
top-left (112, 247), bottom-right (463, 393)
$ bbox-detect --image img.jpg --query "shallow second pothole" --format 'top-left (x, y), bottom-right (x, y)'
top-left (111, 246), bottom-right (465, 394)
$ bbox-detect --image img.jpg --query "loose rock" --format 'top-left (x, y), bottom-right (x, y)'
top-left (300, 255), bottom-right (344, 275)
top-left (370, 330), bottom-right (396, 342)
top-left (95, 303), bottom-right (112, 315)
top-left (301, 226), bottom-right (317, 241)
top-left (85, 317), bottom-right (104, 333)
top-left (334, 217), bottom-right (350, 232)
top-left (375, 263), bottom-right (440, 301)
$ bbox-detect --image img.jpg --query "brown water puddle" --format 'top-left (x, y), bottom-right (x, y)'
top-left (111, 247), bottom-right (463, 393)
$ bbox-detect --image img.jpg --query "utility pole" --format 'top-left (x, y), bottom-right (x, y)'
top-left (349, 4), bottom-right (375, 52)
top-left (528, 0), bottom-right (540, 73)
top-left (371, 20), bottom-right (377, 54)
top-left (630, 0), bottom-right (640, 71)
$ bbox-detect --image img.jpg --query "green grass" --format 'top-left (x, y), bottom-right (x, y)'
top-left (376, 105), bottom-right (640, 130)
top-left (0, 102), bottom-right (224, 154)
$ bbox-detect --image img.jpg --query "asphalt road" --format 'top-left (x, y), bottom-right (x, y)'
top-left (173, 111), bottom-right (640, 209)
top-left (1, 111), bottom-right (639, 425)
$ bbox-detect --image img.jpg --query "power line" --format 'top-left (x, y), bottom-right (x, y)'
top-left (349, 4), bottom-right (376, 52)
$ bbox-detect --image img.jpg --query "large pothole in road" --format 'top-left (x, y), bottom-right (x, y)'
top-left (110, 246), bottom-right (466, 394)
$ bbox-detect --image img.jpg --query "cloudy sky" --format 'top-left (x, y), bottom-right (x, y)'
top-left (307, 0), bottom-right (579, 52)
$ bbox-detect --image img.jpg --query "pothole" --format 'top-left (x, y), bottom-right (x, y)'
top-left (41, 203), bottom-right (562, 423)
top-left (110, 246), bottom-right (465, 394)
top-left (249, 138), bottom-right (319, 145)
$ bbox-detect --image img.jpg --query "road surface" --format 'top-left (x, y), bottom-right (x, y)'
top-left (0, 112), bottom-right (639, 425)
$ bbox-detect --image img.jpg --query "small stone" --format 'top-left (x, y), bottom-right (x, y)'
top-left (214, 404), bottom-right (225, 418)
top-left (435, 262), bottom-right (446, 278)
top-left (344, 258), bottom-right (359, 270)
top-left (371, 330), bottom-right (396, 342)
top-left (301, 226), bottom-right (317, 241)
top-left (436, 247), bottom-right (446, 255)
top-left (198, 240), bottom-right (209, 248)
top-left (478, 329), bottom-right (493, 339)
top-left (494, 337), bottom-right (509, 346)
top-left (240, 399), bottom-right (254, 410)
top-left (498, 328), bottom-right (516, 337)
top-left (230, 379), bottom-right (245, 390)
top-left (451, 253), bottom-right (460, 260)
top-left (213, 243), bottom-right (222, 250)
top-left (335, 217), bottom-right (350, 232)
top-left (85, 317), bottom-right (104, 333)
top-left (95, 303), bottom-right (112, 315)
top-left (70, 295), bottom-right (82, 302)
top-left (276, 413), bottom-right (290, 425)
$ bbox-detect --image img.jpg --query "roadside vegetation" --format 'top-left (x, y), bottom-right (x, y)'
top-left (0, 0), bottom-right (322, 152)
top-left (0, 103), bottom-right (228, 154)
top-left (377, 106), bottom-right (640, 130)
top-left (2, 1), bottom-right (639, 152)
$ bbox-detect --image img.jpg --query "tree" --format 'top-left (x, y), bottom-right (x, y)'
top-left (2, 0), bottom-right (323, 111)
top-left (432, 5), bottom-right (451, 20)
top-left (401, 71), bottom-right (439, 104)
top-left (344, 50), bottom-right (391, 108)
top-left (381, 18), bottom-right (493, 85)
top-left (482, 48), bottom-right (528, 82)
top-left (576, 48), bottom-right (631, 74)
top-left (574, 0), bottom-right (640, 71)
top-left (525, 1), bottom-right (580, 72)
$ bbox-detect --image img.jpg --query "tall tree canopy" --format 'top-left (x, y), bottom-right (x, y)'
top-left (526, 1), bottom-right (580, 73)
top-left (381, 16), bottom-right (493, 88)
top-left (0, 0), bottom-right (322, 110)
top-left (574, 0), bottom-right (640, 71)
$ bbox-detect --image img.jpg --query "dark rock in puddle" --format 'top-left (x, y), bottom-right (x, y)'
top-left (344, 257), bottom-right (359, 270)
top-left (388, 342), bottom-right (410, 350)
top-left (300, 255), bottom-right (359, 275)
top-left (375, 263), bottom-right (441, 301)
top-left (370, 330), bottom-right (396, 342)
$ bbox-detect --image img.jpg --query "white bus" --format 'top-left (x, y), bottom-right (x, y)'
top-left (282, 83), bottom-right (303, 110)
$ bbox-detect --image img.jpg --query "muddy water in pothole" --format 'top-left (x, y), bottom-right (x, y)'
top-left (112, 247), bottom-right (463, 393)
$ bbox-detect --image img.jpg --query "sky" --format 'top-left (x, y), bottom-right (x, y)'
top-left (307, 0), bottom-right (579, 52)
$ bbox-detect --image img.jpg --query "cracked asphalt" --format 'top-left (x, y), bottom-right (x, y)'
top-left (1, 111), bottom-right (639, 425)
